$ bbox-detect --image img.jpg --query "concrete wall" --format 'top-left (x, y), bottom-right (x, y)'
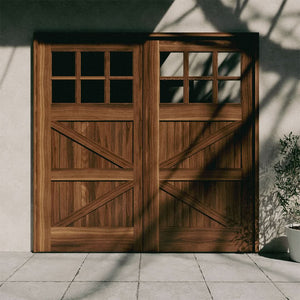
top-left (0, 0), bottom-right (299, 251)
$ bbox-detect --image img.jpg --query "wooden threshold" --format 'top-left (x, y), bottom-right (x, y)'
top-left (159, 227), bottom-right (251, 252)
top-left (51, 227), bottom-right (135, 252)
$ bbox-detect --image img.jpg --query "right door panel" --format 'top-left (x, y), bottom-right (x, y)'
top-left (158, 41), bottom-right (255, 252)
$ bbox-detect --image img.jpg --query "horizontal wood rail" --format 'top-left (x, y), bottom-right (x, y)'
top-left (51, 104), bottom-right (134, 121)
top-left (159, 104), bottom-right (241, 121)
top-left (51, 121), bottom-right (132, 168)
top-left (159, 41), bottom-right (242, 52)
top-left (159, 227), bottom-right (244, 252)
top-left (159, 169), bottom-right (242, 181)
top-left (51, 227), bottom-right (134, 252)
top-left (51, 169), bottom-right (134, 181)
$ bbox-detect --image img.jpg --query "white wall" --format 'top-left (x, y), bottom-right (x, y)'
top-left (0, 0), bottom-right (299, 251)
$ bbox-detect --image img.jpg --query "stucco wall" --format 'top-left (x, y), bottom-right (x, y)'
top-left (0, 0), bottom-right (299, 251)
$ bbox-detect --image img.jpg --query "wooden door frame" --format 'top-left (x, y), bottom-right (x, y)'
top-left (33, 32), bottom-right (259, 252)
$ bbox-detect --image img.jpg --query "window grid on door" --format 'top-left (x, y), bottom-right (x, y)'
top-left (51, 50), bottom-right (133, 104)
top-left (160, 50), bottom-right (241, 104)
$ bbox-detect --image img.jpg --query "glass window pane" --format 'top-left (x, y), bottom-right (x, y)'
top-left (189, 80), bottom-right (213, 103)
top-left (52, 52), bottom-right (75, 76)
top-left (81, 52), bottom-right (104, 76)
top-left (189, 52), bottom-right (213, 76)
top-left (110, 80), bottom-right (132, 103)
top-left (218, 52), bottom-right (241, 76)
top-left (52, 80), bottom-right (75, 103)
top-left (160, 80), bottom-right (183, 103)
top-left (81, 80), bottom-right (104, 103)
top-left (218, 80), bottom-right (241, 103)
top-left (160, 52), bottom-right (183, 77)
top-left (110, 52), bottom-right (132, 76)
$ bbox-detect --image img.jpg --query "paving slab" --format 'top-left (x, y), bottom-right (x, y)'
top-left (195, 253), bottom-right (267, 282)
top-left (138, 282), bottom-right (211, 300)
top-left (74, 253), bottom-right (140, 282)
top-left (140, 254), bottom-right (203, 282)
top-left (0, 282), bottom-right (69, 300)
top-left (276, 283), bottom-right (300, 300)
top-left (207, 282), bottom-right (285, 300)
top-left (63, 282), bottom-right (138, 300)
top-left (0, 252), bottom-right (33, 281)
top-left (248, 254), bottom-right (300, 282)
top-left (8, 253), bottom-right (86, 282)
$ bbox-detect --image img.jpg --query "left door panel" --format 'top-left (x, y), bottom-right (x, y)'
top-left (34, 41), bottom-right (143, 252)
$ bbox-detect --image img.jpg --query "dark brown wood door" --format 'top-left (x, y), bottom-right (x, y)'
top-left (34, 34), bottom-right (258, 252)
top-left (34, 42), bottom-right (143, 252)
top-left (142, 38), bottom-right (257, 252)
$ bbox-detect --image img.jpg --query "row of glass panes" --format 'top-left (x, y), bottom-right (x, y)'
top-left (52, 52), bottom-right (133, 77)
top-left (161, 52), bottom-right (241, 77)
top-left (52, 51), bottom-right (240, 78)
top-left (52, 79), bottom-right (240, 103)
top-left (161, 80), bottom-right (240, 103)
top-left (52, 80), bottom-right (132, 103)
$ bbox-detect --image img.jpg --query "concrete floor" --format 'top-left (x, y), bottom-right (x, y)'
top-left (0, 252), bottom-right (299, 300)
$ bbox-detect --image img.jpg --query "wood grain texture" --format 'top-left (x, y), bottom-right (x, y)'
top-left (51, 227), bottom-right (135, 252)
top-left (241, 51), bottom-right (255, 252)
top-left (34, 41), bottom-right (51, 252)
top-left (159, 228), bottom-right (248, 252)
top-left (213, 51), bottom-right (218, 103)
top-left (160, 183), bottom-right (236, 227)
top-left (51, 121), bottom-right (132, 168)
top-left (254, 36), bottom-right (260, 252)
top-left (54, 181), bottom-right (134, 227)
top-left (133, 45), bottom-right (143, 251)
top-left (34, 33), bottom-right (257, 252)
top-left (51, 121), bottom-right (133, 170)
top-left (143, 40), bottom-right (160, 251)
top-left (51, 104), bottom-right (134, 121)
top-left (160, 104), bottom-right (241, 121)
top-left (51, 169), bottom-right (134, 181)
top-left (159, 169), bottom-right (242, 181)
top-left (160, 121), bottom-right (241, 168)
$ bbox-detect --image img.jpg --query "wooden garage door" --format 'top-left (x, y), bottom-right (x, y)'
top-left (34, 34), bottom-right (258, 252)
top-left (34, 41), bottom-right (143, 251)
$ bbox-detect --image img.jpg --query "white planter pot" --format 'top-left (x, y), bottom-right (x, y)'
top-left (285, 224), bottom-right (300, 263)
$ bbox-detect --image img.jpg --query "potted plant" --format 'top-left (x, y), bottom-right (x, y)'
top-left (274, 132), bottom-right (300, 262)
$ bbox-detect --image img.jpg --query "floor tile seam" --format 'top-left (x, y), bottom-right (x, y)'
top-left (136, 253), bottom-right (142, 300)
top-left (7, 280), bottom-right (299, 284)
top-left (246, 254), bottom-right (289, 299)
top-left (205, 280), bottom-right (281, 283)
top-left (4, 253), bottom-right (34, 282)
top-left (273, 281), bottom-right (300, 283)
top-left (60, 253), bottom-right (88, 300)
top-left (193, 254), bottom-right (214, 300)
top-left (139, 280), bottom-right (205, 283)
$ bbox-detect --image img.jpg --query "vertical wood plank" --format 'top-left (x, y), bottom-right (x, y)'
top-left (183, 52), bottom-right (189, 103)
top-left (212, 51), bottom-right (218, 103)
top-left (143, 40), bottom-right (160, 252)
top-left (34, 41), bottom-right (51, 252)
top-left (73, 122), bottom-right (82, 227)
top-left (133, 45), bottom-right (143, 251)
top-left (104, 51), bottom-right (110, 103)
top-left (254, 35), bottom-right (260, 252)
top-left (241, 51), bottom-right (254, 251)
top-left (75, 51), bottom-right (81, 104)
